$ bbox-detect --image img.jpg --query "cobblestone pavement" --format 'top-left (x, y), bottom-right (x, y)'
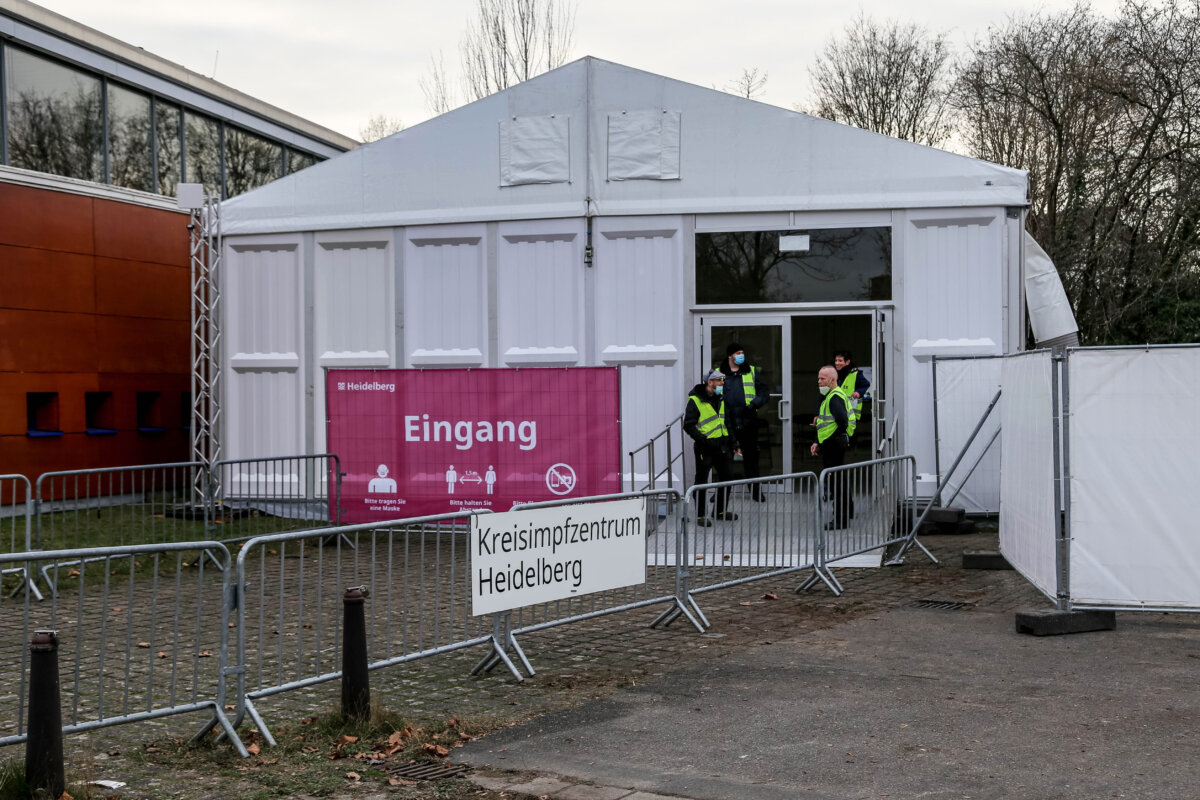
top-left (2, 524), bottom-right (1060, 799)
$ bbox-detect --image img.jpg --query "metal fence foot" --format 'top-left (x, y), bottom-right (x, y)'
top-left (470, 635), bottom-right (527, 682)
top-left (195, 704), bottom-right (250, 758)
top-left (893, 535), bottom-right (938, 565)
top-left (650, 597), bottom-right (706, 632)
top-left (200, 548), bottom-right (227, 572)
top-left (796, 566), bottom-right (842, 596)
top-left (217, 699), bottom-right (275, 748)
top-left (6, 568), bottom-right (44, 601)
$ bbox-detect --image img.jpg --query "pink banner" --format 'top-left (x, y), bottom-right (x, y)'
top-left (327, 368), bottom-right (621, 523)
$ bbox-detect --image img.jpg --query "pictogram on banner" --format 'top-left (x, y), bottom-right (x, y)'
top-left (327, 368), bottom-right (621, 522)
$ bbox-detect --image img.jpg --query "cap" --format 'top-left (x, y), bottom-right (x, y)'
top-left (703, 369), bottom-right (725, 382)
top-left (726, 342), bottom-right (744, 357)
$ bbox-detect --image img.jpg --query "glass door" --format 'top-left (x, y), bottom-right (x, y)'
top-left (698, 315), bottom-right (793, 479)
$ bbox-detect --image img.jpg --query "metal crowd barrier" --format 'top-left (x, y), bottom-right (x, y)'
top-left (508, 488), bottom-right (686, 639)
top-left (231, 511), bottom-right (493, 745)
top-left (209, 454), bottom-right (343, 542)
top-left (0, 542), bottom-right (246, 757)
top-left (809, 454), bottom-right (932, 594)
top-left (33, 463), bottom-right (209, 553)
top-left (1, 475), bottom-right (36, 598)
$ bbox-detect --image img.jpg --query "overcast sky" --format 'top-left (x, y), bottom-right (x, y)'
top-left (31, 0), bottom-right (1124, 141)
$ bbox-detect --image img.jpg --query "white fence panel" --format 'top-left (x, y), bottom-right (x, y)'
top-left (1068, 347), bottom-right (1200, 609)
top-left (933, 356), bottom-right (1002, 513)
top-left (998, 350), bottom-right (1057, 600)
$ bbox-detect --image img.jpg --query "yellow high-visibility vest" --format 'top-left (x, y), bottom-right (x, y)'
top-left (816, 387), bottom-right (850, 444)
top-left (838, 370), bottom-right (862, 436)
top-left (689, 395), bottom-right (728, 439)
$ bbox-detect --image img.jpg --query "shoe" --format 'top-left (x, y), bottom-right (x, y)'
top-left (824, 521), bottom-right (847, 530)
top-left (716, 511), bottom-right (739, 521)
top-left (695, 516), bottom-right (713, 527)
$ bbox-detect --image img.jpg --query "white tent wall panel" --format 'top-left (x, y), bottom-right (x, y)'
top-left (592, 216), bottom-right (685, 466)
top-left (403, 224), bottom-right (487, 367)
top-left (496, 220), bottom-right (586, 367)
top-left (933, 357), bottom-right (1002, 513)
top-left (998, 351), bottom-right (1058, 601)
top-left (223, 238), bottom-right (306, 460)
top-left (900, 209), bottom-right (1006, 475)
top-left (1067, 348), bottom-right (1200, 608)
top-left (311, 229), bottom-right (395, 454)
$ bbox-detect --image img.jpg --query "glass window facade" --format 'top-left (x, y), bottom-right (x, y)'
top-left (183, 111), bottom-right (221, 197)
top-left (0, 42), bottom-right (328, 197)
top-left (226, 125), bottom-right (283, 196)
top-left (155, 101), bottom-right (182, 197)
top-left (107, 83), bottom-right (152, 192)
top-left (5, 47), bottom-right (103, 182)
top-left (695, 227), bottom-right (892, 305)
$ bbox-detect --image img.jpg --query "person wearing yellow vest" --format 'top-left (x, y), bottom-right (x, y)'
top-left (810, 365), bottom-right (851, 530)
top-left (683, 369), bottom-right (741, 526)
top-left (719, 342), bottom-right (769, 501)
top-left (833, 350), bottom-right (870, 441)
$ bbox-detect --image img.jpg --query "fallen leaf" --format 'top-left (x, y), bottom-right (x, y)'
top-left (695, 555), bottom-right (704, 561)
top-left (422, 743), bottom-right (449, 757)
top-left (111, 607), bottom-right (123, 612)
top-left (157, 652), bottom-right (168, 658)
top-left (137, 642), bottom-right (150, 648)
top-left (345, 772), bottom-right (360, 781)
top-left (723, 555), bottom-right (731, 561)
top-left (387, 729), bottom-right (409, 746)
top-left (57, 792), bottom-right (73, 800)
top-left (303, 746), bottom-right (318, 753)
top-left (302, 624), bottom-right (313, 629)
top-left (301, 716), bottom-right (317, 725)
top-left (69, 570), bottom-right (80, 577)
top-left (261, 758), bottom-right (277, 765)
top-left (383, 744), bottom-right (402, 756)
top-left (388, 777), bottom-right (417, 786)
top-left (739, 601), bottom-right (754, 606)
top-left (224, 704), bottom-right (235, 711)
top-left (336, 735), bottom-right (359, 746)
top-left (459, 732), bottom-right (471, 741)
top-left (269, 549), bottom-right (278, 555)
top-left (247, 743), bottom-right (260, 755)
top-left (197, 651), bottom-right (213, 658)
top-left (447, 716), bottom-right (459, 727)
top-left (762, 592), bottom-right (779, 601)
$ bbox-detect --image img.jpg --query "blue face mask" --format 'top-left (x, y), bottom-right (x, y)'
top-left (714, 385), bottom-right (724, 396)
top-left (733, 353), bottom-right (745, 366)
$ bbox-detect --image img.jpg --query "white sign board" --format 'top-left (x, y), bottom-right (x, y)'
top-left (470, 497), bottom-right (646, 615)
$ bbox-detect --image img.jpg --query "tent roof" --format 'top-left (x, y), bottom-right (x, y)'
top-left (222, 57), bottom-right (1028, 235)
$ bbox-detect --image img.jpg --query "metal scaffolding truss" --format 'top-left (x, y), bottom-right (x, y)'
top-left (189, 195), bottom-right (222, 496)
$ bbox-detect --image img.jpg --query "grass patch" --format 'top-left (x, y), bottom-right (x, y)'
top-left (133, 703), bottom-right (512, 799)
top-left (0, 757), bottom-right (106, 800)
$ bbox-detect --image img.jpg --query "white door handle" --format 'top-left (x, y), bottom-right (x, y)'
top-left (777, 398), bottom-right (790, 421)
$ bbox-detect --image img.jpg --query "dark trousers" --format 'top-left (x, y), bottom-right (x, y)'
top-left (820, 436), bottom-right (850, 526)
top-left (733, 419), bottom-right (762, 498)
top-left (694, 441), bottom-right (733, 517)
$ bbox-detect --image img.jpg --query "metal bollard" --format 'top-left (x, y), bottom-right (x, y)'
top-left (341, 586), bottom-right (370, 721)
top-left (25, 630), bottom-right (65, 798)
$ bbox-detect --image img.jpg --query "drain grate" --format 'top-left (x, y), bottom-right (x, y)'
top-left (385, 761), bottom-right (468, 782)
top-left (911, 599), bottom-right (974, 611)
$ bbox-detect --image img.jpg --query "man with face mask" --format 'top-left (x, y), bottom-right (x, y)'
top-left (684, 369), bottom-right (740, 526)
top-left (810, 365), bottom-right (851, 529)
top-left (719, 342), bottom-right (769, 500)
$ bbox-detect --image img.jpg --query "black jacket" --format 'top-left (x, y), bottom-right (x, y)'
top-left (717, 360), bottom-right (769, 431)
top-left (835, 364), bottom-right (870, 396)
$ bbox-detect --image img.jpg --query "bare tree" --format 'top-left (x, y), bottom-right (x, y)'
top-left (725, 68), bottom-right (768, 100)
top-left (954, 0), bottom-right (1200, 344)
top-left (460, 0), bottom-right (578, 101)
top-left (358, 114), bottom-right (406, 143)
top-left (420, 51), bottom-right (456, 117)
top-left (809, 14), bottom-right (954, 146)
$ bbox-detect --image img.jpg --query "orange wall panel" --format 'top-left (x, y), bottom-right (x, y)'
top-left (93, 201), bottom-right (189, 265)
top-left (93, 317), bottom-right (189, 374)
top-left (94, 257), bottom-right (190, 320)
top-left (0, 245), bottom-right (95, 314)
top-left (0, 310), bottom-right (99, 373)
top-left (0, 184), bottom-right (94, 254)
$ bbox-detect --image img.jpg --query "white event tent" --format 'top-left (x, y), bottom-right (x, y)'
top-left (218, 56), bottom-right (1071, 489)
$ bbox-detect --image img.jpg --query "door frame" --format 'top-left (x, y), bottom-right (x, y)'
top-left (694, 307), bottom-right (895, 473)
